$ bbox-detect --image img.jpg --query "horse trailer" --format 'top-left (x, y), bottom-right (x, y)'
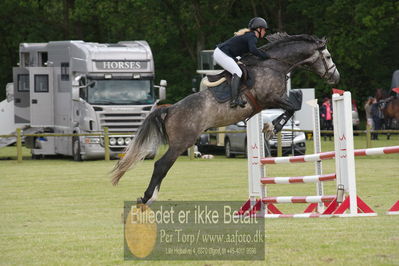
top-left (7, 40), bottom-right (166, 160)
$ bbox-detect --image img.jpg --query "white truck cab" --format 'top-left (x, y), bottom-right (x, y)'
top-left (10, 40), bottom-right (166, 160)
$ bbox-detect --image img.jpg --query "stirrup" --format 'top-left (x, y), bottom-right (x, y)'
top-left (230, 97), bottom-right (246, 108)
top-left (230, 99), bottom-right (238, 108)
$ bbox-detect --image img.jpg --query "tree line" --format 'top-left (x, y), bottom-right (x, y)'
top-left (0, 0), bottom-right (398, 110)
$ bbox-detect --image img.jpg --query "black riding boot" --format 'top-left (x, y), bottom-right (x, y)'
top-left (230, 74), bottom-right (246, 108)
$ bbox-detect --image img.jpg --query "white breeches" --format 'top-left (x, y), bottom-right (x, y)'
top-left (213, 47), bottom-right (242, 78)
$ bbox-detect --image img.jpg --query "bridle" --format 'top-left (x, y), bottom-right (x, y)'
top-left (316, 49), bottom-right (337, 80)
top-left (243, 46), bottom-right (338, 117)
top-left (268, 47), bottom-right (337, 81)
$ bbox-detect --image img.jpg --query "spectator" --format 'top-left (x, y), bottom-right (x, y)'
top-left (364, 96), bottom-right (376, 129)
top-left (320, 97), bottom-right (333, 140)
top-left (371, 99), bottom-right (384, 140)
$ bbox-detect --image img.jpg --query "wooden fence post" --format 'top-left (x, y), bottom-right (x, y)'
top-left (16, 128), bottom-right (22, 163)
top-left (366, 124), bottom-right (372, 148)
top-left (104, 127), bottom-right (110, 161)
top-left (277, 131), bottom-right (282, 157)
top-left (188, 146), bottom-right (195, 160)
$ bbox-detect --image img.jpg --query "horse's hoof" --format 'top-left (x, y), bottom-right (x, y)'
top-left (136, 197), bottom-right (149, 211)
top-left (136, 197), bottom-right (146, 206)
top-left (263, 122), bottom-right (275, 140)
top-left (137, 197), bottom-right (145, 205)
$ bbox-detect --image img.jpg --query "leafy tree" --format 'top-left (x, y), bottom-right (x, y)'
top-left (287, 0), bottom-right (399, 104)
top-left (0, 0), bottom-right (397, 110)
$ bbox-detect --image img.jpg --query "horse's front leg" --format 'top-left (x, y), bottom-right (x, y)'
top-left (266, 90), bottom-right (303, 139)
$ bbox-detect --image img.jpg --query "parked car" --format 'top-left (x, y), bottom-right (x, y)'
top-left (197, 109), bottom-right (306, 157)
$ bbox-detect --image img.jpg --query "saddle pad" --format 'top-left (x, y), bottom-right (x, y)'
top-left (207, 70), bottom-right (228, 82)
top-left (208, 81), bottom-right (231, 103)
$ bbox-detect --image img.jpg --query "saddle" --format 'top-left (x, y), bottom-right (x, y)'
top-left (204, 64), bottom-right (255, 103)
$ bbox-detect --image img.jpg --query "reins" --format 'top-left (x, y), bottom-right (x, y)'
top-left (266, 48), bottom-right (337, 81)
top-left (242, 46), bottom-right (337, 119)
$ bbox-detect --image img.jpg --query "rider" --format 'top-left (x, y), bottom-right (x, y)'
top-left (213, 17), bottom-right (270, 108)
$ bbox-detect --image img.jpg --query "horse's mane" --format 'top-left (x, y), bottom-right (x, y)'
top-left (262, 32), bottom-right (326, 50)
top-left (242, 32), bottom-right (326, 65)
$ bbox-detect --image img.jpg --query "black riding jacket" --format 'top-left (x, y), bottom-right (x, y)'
top-left (217, 31), bottom-right (269, 61)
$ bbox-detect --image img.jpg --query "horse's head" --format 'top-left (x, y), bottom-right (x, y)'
top-left (254, 33), bottom-right (340, 85)
top-left (304, 39), bottom-right (340, 85)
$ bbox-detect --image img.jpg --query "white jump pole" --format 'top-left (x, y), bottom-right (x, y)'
top-left (241, 91), bottom-right (390, 217)
top-left (246, 112), bottom-right (265, 214)
top-left (332, 91), bottom-right (357, 215)
top-left (307, 99), bottom-right (324, 212)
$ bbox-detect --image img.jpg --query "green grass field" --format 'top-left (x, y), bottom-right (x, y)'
top-left (0, 136), bottom-right (398, 265)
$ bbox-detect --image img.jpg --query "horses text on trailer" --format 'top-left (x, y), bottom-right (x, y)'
top-left (12, 40), bottom-right (166, 160)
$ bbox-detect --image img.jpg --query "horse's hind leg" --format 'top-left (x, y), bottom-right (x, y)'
top-left (138, 147), bottom-right (181, 204)
top-left (138, 94), bottom-right (207, 204)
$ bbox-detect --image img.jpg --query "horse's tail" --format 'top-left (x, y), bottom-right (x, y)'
top-left (110, 107), bottom-right (169, 185)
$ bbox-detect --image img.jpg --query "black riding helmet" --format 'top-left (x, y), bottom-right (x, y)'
top-left (248, 17), bottom-right (268, 30)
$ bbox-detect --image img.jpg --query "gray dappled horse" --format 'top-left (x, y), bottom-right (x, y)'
top-left (111, 33), bottom-right (340, 204)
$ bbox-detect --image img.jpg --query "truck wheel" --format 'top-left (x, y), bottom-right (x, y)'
top-left (225, 139), bottom-right (235, 158)
top-left (32, 154), bottom-right (42, 160)
top-left (72, 136), bottom-right (82, 161)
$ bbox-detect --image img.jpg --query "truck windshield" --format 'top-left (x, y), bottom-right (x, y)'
top-left (87, 79), bottom-right (155, 105)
